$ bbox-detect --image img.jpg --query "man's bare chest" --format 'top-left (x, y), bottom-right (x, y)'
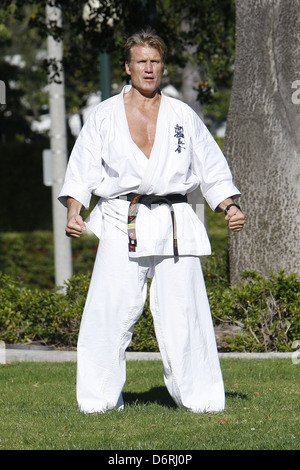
top-left (124, 102), bottom-right (160, 159)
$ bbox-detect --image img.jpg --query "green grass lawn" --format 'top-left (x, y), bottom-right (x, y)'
top-left (0, 358), bottom-right (299, 450)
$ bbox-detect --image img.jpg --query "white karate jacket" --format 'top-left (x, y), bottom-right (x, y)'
top-left (58, 85), bottom-right (240, 257)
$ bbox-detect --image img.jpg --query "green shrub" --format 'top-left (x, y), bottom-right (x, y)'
top-left (0, 232), bottom-right (55, 289)
top-left (0, 269), bottom-right (299, 353)
top-left (128, 280), bottom-right (158, 352)
top-left (0, 204), bottom-right (228, 290)
top-left (208, 269), bottom-right (300, 352)
top-left (0, 231), bottom-right (98, 289)
top-left (202, 249), bottom-right (229, 290)
top-left (0, 272), bottom-right (83, 348)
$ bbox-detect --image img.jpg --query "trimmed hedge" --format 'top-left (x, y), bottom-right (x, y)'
top-left (0, 272), bottom-right (84, 349)
top-left (0, 269), bottom-right (299, 352)
top-left (208, 270), bottom-right (300, 352)
top-left (0, 231), bottom-right (98, 289)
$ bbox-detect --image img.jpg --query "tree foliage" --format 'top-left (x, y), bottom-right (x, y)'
top-left (1, 0), bottom-right (235, 103)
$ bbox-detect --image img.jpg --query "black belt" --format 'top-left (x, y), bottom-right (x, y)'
top-left (118, 193), bottom-right (187, 257)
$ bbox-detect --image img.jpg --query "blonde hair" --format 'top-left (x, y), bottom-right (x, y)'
top-left (124, 29), bottom-right (167, 65)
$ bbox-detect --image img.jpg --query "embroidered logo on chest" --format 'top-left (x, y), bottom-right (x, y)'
top-left (174, 124), bottom-right (185, 153)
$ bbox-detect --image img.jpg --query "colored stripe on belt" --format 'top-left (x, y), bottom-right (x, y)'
top-left (121, 193), bottom-right (188, 257)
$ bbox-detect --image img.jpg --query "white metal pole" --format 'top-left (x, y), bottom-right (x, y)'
top-left (46, 3), bottom-right (72, 289)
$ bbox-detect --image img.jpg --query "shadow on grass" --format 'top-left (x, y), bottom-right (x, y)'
top-left (123, 387), bottom-right (248, 408)
top-left (225, 391), bottom-right (248, 400)
top-left (123, 386), bottom-right (176, 408)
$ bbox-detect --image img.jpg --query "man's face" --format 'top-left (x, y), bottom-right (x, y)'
top-left (125, 45), bottom-right (163, 97)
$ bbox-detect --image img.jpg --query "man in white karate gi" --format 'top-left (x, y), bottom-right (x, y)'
top-left (59, 30), bottom-right (245, 414)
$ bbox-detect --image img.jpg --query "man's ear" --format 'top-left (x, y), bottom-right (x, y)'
top-left (125, 62), bottom-right (131, 76)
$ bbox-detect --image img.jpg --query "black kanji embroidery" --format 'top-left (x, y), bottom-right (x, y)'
top-left (174, 124), bottom-right (185, 153)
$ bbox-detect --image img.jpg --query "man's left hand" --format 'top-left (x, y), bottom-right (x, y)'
top-left (225, 206), bottom-right (245, 232)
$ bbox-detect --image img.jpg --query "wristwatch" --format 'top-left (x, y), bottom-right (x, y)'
top-left (224, 203), bottom-right (241, 215)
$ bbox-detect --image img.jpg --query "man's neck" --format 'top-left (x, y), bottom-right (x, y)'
top-left (125, 85), bottom-right (161, 107)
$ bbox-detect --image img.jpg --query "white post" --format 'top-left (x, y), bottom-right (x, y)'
top-left (0, 341), bottom-right (5, 364)
top-left (46, 4), bottom-right (72, 289)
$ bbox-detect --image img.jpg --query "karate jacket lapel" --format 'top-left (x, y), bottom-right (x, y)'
top-left (119, 86), bottom-right (149, 174)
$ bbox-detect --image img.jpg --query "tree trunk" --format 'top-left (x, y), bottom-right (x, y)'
top-left (224, 0), bottom-right (300, 284)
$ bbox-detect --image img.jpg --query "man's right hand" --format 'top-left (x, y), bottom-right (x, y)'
top-left (65, 197), bottom-right (86, 238)
top-left (66, 214), bottom-right (86, 238)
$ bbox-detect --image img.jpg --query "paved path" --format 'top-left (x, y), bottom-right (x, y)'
top-left (0, 342), bottom-right (294, 363)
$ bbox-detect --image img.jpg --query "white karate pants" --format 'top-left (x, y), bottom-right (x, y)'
top-left (76, 234), bottom-right (225, 414)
